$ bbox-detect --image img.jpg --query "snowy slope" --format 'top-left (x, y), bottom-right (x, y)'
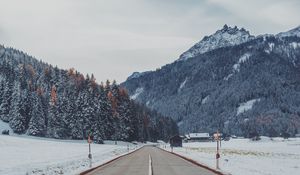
top-left (178, 25), bottom-right (255, 61)
top-left (163, 138), bottom-right (300, 175)
top-left (277, 26), bottom-right (300, 38)
top-left (130, 87), bottom-right (144, 100)
top-left (0, 134), bottom-right (139, 175)
top-left (236, 98), bottom-right (260, 116)
top-left (0, 120), bottom-right (13, 134)
top-left (127, 71), bottom-right (151, 80)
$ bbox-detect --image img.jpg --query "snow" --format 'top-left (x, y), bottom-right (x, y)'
top-left (127, 71), bottom-right (151, 80)
top-left (201, 95), bottom-right (209, 104)
top-left (264, 42), bottom-right (275, 54)
top-left (232, 64), bottom-right (239, 71)
top-left (225, 53), bottom-right (251, 80)
top-left (0, 120), bottom-right (13, 134)
top-left (178, 25), bottom-right (254, 61)
top-left (237, 98), bottom-right (260, 115)
top-left (224, 73), bottom-right (233, 81)
top-left (268, 43), bottom-right (275, 50)
top-left (257, 34), bottom-right (274, 42)
top-left (276, 26), bottom-right (300, 38)
top-left (0, 134), bottom-right (139, 175)
top-left (188, 133), bottom-right (210, 138)
top-left (164, 137), bottom-right (300, 175)
top-left (0, 74), bottom-right (4, 82)
top-left (146, 100), bottom-right (150, 106)
top-left (233, 53), bottom-right (251, 72)
top-left (178, 78), bottom-right (187, 91)
top-left (239, 53), bottom-right (251, 63)
top-left (290, 42), bottom-right (300, 49)
top-left (177, 121), bottom-right (183, 127)
top-left (130, 87), bottom-right (144, 100)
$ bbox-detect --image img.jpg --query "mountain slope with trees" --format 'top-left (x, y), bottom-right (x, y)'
top-left (122, 25), bottom-right (300, 137)
top-left (0, 45), bottom-right (178, 142)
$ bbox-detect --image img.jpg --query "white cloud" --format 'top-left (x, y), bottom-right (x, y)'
top-left (206, 0), bottom-right (300, 34)
top-left (0, 0), bottom-right (299, 82)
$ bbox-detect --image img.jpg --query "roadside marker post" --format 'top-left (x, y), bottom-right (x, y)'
top-left (88, 135), bottom-right (93, 168)
top-left (214, 131), bottom-right (221, 170)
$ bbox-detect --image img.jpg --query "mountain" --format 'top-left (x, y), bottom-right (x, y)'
top-left (0, 45), bottom-right (178, 142)
top-left (277, 25), bottom-right (300, 38)
top-left (178, 25), bottom-right (255, 61)
top-left (127, 71), bottom-right (152, 81)
top-left (122, 25), bottom-right (300, 137)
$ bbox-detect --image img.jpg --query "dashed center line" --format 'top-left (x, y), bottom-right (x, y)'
top-left (149, 154), bottom-right (152, 175)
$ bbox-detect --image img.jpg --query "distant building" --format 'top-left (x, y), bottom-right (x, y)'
top-left (186, 133), bottom-right (211, 142)
top-left (169, 135), bottom-right (182, 147)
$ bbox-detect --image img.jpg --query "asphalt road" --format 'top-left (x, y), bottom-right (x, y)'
top-left (85, 146), bottom-right (217, 175)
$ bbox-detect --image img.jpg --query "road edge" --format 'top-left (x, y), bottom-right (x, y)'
top-left (158, 147), bottom-right (226, 175)
top-left (79, 146), bottom-right (144, 175)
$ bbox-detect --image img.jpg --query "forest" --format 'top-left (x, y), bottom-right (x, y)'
top-left (0, 45), bottom-right (178, 143)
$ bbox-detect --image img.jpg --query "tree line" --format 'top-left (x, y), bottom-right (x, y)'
top-left (0, 45), bottom-right (178, 143)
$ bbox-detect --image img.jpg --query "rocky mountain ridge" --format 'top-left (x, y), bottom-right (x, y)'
top-left (122, 25), bottom-right (300, 137)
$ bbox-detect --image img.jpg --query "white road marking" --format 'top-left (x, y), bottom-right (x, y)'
top-left (148, 154), bottom-right (152, 175)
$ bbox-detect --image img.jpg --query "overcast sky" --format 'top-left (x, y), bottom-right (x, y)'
top-left (0, 0), bottom-right (299, 83)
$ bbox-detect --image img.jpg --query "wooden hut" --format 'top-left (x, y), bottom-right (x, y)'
top-left (169, 135), bottom-right (182, 147)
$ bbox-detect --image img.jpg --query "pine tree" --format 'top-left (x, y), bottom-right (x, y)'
top-left (0, 44), bottom-right (179, 141)
top-left (28, 92), bottom-right (46, 136)
top-left (65, 92), bottom-right (81, 139)
top-left (9, 81), bottom-right (27, 134)
top-left (99, 85), bottom-right (114, 140)
top-left (0, 79), bottom-right (5, 105)
top-left (89, 83), bottom-right (107, 143)
top-left (47, 85), bottom-right (64, 138)
top-left (82, 89), bottom-right (95, 139)
top-left (0, 80), bottom-right (12, 122)
top-left (72, 91), bottom-right (87, 139)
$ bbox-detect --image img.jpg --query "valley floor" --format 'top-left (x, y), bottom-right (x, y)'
top-left (163, 137), bottom-right (300, 175)
top-left (2, 117), bottom-right (300, 175)
top-left (0, 134), bottom-right (137, 175)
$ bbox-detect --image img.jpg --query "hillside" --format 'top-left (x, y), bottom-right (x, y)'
top-left (122, 25), bottom-right (300, 137)
top-left (0, 45), bottom-right (178, 142)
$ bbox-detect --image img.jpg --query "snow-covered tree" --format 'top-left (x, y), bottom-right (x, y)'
top-left (9, 81), bottom-right (27, 134)
top-left (47, 85), bottom-right (64, 138)
top-left (0, 80), bottom-right (12, 122)
top-left (0, 45), bottom-right (178, 141)
top-left (28, 92), bottom-right (46, 136)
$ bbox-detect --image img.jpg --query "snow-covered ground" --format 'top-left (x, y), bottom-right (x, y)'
top-left (0, 120), bottom-right (139, 175)
top-left (0, 119), bottom-right (13, 134)
top-left (130, 87), bottom-right (144, 100)
top-left (163, 137), bottom-right (300, 175)
top-left (236, 98), bottom-right (260, 116)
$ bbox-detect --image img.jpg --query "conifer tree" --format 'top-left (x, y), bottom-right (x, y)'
top-left (9, 81), bottom-right (27, 133)
top-left (28, 92), bottom-right (46, 136)
top-left (47, 85), bottom-right (63, 138)
top-left (0, 80), bottom-right (12, 122)
top-left (0, 44), bottom-right (179, 141)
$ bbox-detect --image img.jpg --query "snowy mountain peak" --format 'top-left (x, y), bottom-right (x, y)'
top-left (127, 71), bottom-right (151, 80)
top-left (276, 25), bottom-right (300, 38)
top-left (178, 25), bottom-right (255, 61)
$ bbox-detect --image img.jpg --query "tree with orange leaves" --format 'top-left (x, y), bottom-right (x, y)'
top-left (50, 85), bottom-right (57, 106)
top-left (119, 87), bottom-right (129, 98)
top-left (108, 91), bottom-right (117, 115)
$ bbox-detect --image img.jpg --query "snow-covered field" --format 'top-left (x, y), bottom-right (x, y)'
top-left (164, 137), bottom-right (300, 175)
top-left (2, 117), bottom-right (300, 175)
top-left (0, 121), bottom-right (138, 175)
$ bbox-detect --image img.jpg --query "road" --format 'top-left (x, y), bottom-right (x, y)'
top-left (84, 146), bottom-right (218, 175)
